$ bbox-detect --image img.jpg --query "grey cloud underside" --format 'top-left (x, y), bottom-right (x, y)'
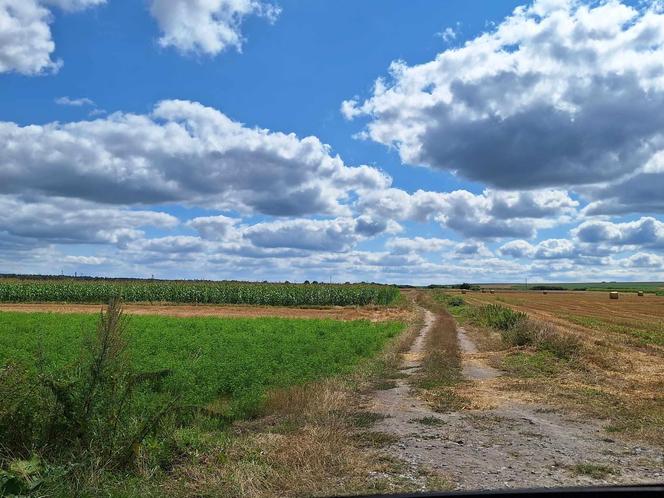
top-left (574, 217), bottom-right (664, 249)
top-left (0, 195), bottom-right (177, 247)
top-left (583, 173), bottom-right (664, 215)
top-left (420, 76), bottom-right (664, 189)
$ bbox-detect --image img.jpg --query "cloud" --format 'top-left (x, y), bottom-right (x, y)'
top-left (359, 187), bottom-right (576, 239)
top-left (0, 195), bottom-right (177, 247)
top-left (63, 255), bottom-right (109, 265)
top-left (437, 26), bottom-right (458, 43)
top-left (243, 217), bottom-right (379, 252)
top-left (386, 237), bottom-right (456, 254)
top-left (188, 215), bottom-right (239, 240)
top-left (344, 0), bottom-right (664, 190)
top-left (55, 96), bottom-right (95, 106)
top-left (499, 238), bottom-right (579, 260)
top-left (0, 0), bottom-right (104, 75)
top-left (498, 240), bottom-right (535, 258)
top-left (582, 172), bottom-right (664, 215)
top-left (0, 100), bottom-right (390, 216)
top-left (455, 241), bottom-right (492, 257)
top-left (618, 252), bottom-right (664, 268)
top-left (0, 0), bottom-right (58, 75)
top-left (573, 216), bottom-right (664, 249)
top-left (149, 0), bottom-right (280, 56)
top-left (42, 0), bottom-right (105, 11)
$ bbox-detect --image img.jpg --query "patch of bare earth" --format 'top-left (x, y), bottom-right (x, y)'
top-left (359, 302), bottom-right (664, 492)
top-left (0, 303), bottom-right (408, 321)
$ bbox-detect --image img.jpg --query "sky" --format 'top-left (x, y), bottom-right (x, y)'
top-left (1, 0), bottom-right (664, 285)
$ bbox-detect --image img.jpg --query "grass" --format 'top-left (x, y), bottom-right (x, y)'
top-left (560, 314), bottom-right (664, 347)
top-left (350, 411), bottom-right (388, 428)
top-left (353, 431), bottom-right (400, 448)
top-left (0, 311), bottom-right (403, 418)
top-left (0, 301), bottom-right (428, 497)
top-left (410, 416), bottom-right (446, 427)
top-left (501, 351), bottom-right (564, 378)
top-left (413, 292), bottom-right (468, 412)
top-left (571, 463), bottom-right (619, 479)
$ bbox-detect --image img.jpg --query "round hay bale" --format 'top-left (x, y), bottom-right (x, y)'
top-left (638, 290), bottom-right (644, 296)
top-left (609, 291), bottom-right (619, 300)
top-left (489, 289), bottom-right (495, 294)
top-left (461, 290), bottom-right (467, 294)
top-left (543, 291), bottom-right (548, 295)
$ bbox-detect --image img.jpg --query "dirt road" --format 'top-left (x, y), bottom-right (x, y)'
top-left (365, 305), bottom-right (664, 491)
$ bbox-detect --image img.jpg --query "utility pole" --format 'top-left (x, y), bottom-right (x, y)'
top-left (525, 276), bottom-right (528, 291)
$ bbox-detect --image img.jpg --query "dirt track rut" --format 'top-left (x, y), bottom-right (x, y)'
top-left (366, 305), bottom-right (664, 491)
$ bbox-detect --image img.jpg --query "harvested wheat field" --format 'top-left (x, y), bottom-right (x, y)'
top-left (462, 290), bottom-right (664, 348)
top-left (444, 290), bottom-right (664, 448)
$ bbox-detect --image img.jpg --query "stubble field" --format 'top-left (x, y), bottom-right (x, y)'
top-left (445, 290), bottom-right (664, 445)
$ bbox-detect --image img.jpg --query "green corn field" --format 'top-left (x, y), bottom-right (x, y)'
top-left (0, 279), bottom-right (400, 306)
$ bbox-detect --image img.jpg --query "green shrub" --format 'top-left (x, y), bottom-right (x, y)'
top-left (471, 304), bottom-right (527, 331)
top-left (470, 305), bottom-right (581, 360)
top-left (446, 296), bottom-right (465, 307)
top-left (500, 319), bottom-right (581, 359)
top-left (502, 320), bottom-right (537, 347)
top-left (434, 293), bottom-right (465, 308)
top-left (535, 324), bottom-right (582, 359)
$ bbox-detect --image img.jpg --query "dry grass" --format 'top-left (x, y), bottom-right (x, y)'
top-left (454, 290), bottom-right (664, 446)
top-left (0, 302), bottom-right (412, 322)
top-left (159, 303), bottom-right (424, 497)
top-left (412, 292), bottom-right (468, 412)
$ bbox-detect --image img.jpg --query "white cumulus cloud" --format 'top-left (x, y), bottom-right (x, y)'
top-left (0, 0), bottom-right (104, 75)
top-left (344, 0), bottom-right (664, 191)
top-left (149, 0), bottom-right (280, 55)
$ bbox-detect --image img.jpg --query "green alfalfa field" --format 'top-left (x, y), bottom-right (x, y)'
top-left (0, 311), bottom-right (403, 417)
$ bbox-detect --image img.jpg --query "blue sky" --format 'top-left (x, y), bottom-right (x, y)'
top-left (1, 0), bottom-right (663, 284)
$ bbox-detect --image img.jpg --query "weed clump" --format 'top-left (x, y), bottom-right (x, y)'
top-left (470, 304), bottom-right (581, 360)
top-left (471, 304), bottom-right (528, 331)
top-left (572, 463), bottom-right (619, 479)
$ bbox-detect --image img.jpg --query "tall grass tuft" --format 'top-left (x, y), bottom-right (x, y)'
top-left (469, 304), bottom-right (581, 359)
top-left (470, 304), bottom-right (527, 331)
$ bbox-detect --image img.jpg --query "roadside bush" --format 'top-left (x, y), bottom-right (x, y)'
top-left (435, 293), bottom-right (465, 308)
top-left (535, 323), bottom-right (582, 359)
top-left (502, 320), bottom-right (536, 347)
top-left (470, 304), bottom-right (581, 359)
top-left (500, 318), bottom-right (581, 359)
top-left (447, 296), bottom-right (465, 307)
top-left (472, 304), bottom-right (527, 331)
